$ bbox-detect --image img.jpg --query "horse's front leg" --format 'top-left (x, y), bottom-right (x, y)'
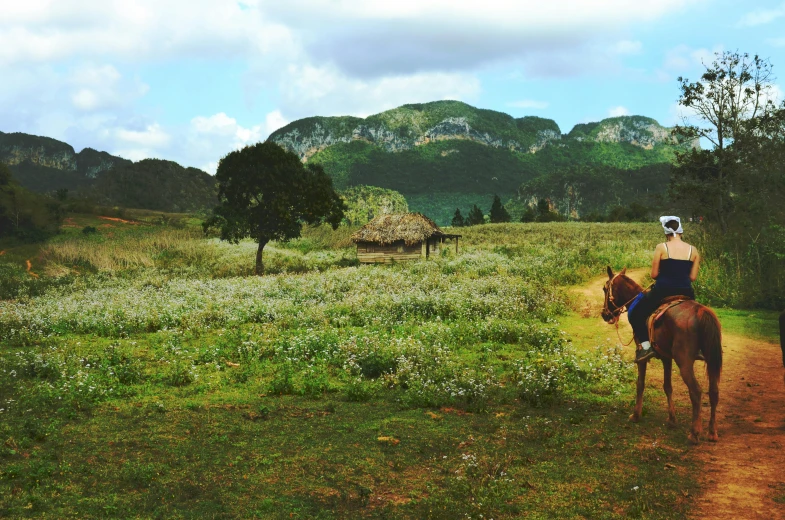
top-left (662, 358), bottom-right (677, 427)
top-left (679, 361), bottom-right (702, 443)
top-left (630, 360), bottom-right (647, 422)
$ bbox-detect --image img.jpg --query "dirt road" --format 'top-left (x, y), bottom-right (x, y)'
top-left (569, 270), bottom-right (785, 519)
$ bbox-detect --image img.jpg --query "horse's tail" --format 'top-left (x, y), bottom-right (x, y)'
top-left (699, 306), bottom-right (723, 381)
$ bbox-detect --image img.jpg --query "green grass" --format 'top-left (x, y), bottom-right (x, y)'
top-left (0, 219), bottom-right (702, 518)
top-left (712, 308), bottom-right (782, 343)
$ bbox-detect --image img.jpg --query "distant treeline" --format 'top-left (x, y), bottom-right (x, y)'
top-left (0, 163), bottom-right (64, 240)
top-left (449, 194), bottom-right (656, 228)
top-left (8, 157), bottom-right (218, 214)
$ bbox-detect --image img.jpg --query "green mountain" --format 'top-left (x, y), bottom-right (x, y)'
top-left (269, 101), bottom-right (691, 224)
top-left (88, 159), bottom-right (217, 213)
top-left (0, 131), bottom-right (216, 213)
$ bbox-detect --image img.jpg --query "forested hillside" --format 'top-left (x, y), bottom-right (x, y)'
top-left (270, 101), bottom-right (691, 223)
top-left (0, 131), bottom-right (216, 213)
top-left (2, 101), bottom-right (693, 223)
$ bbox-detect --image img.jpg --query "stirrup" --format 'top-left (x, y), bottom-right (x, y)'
top-left (635, 348), bottom-right (656, 364)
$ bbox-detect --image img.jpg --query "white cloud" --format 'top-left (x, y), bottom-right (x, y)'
top-left (258, 0), bottom-right (697, 79)
top-left (115, 124), bottom-right (171, 148)
top-left (610, 40), bottom-right (643, 55)
top-left (191, 113), bottom-right (242, 136)
top-left (263, 110), bottom-right (288, 136)
top-left (0, 1), bottom-right (295, 66)
top-left (191, 110), bottom-right (287, 146)
top-left (67, 64), bottom-right (148, 112)
top-left (273, 64), bottom-right (481, 119)
top-left (508, 99), bottom-right (550, 110)
top-left (186, 110), bottom-right (291, 173)
top-left (0, 0), bottom-right (695, 78)
top-left (656, 44), bottom-right (723, 82)
top-left (737, 3), bottom-right (785, 27)
top-left (608, 106), bottom-right (630, 117)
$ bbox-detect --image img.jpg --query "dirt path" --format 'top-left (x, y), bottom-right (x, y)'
top-left (569, 270), bottom-right (785, 519)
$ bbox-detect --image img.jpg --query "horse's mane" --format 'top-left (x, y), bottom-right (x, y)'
top-left (618, 273), bottom-right (644, 293)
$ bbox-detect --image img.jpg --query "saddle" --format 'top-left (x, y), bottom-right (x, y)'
top-left (645, 296), bottom-right (705, 361)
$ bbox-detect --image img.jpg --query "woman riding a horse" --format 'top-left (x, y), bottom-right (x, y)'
top-left (602, 216), bottom-right (722, 443)
top-left (629, 216), bottom-right (701, 363)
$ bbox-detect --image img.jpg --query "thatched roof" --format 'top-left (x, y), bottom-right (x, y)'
top-left (351, 213), bottom-right (449, 246)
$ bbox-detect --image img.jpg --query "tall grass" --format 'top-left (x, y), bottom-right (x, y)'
top-left (40, 225), bottom-right (359, 278)
top-left (0, 220), bottom-right (700, 519)
top-left (689, 224), bottom-right (785, 309)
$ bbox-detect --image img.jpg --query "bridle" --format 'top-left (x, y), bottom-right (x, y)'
top-left (603, 274), bottom-right (639, 323)
top-left (603, 273), bottom-right (647, 347)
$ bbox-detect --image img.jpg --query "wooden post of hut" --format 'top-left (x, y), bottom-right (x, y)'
top-left (351, 213), bottom-right (461, 264)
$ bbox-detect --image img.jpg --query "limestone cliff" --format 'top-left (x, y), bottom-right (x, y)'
top-left (0, 131), bottom-right (131, 180)
top-left (268, 101), bottom-right (563, 161)
top-left (0, 131), bottom-right (215, 212)
top-left (566, 116), bottom-right (689, 149)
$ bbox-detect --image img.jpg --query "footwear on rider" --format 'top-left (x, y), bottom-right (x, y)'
top-left (636, 341), bottom-right (655, 363)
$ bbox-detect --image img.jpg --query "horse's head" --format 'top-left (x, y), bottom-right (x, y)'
top-left (601, 266), bottom-right (631, 325)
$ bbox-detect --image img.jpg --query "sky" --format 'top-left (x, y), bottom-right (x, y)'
top-left (1, 0), bottom-right (784, 173)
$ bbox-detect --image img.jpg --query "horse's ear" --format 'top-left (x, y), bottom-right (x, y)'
top-left (620, 267), bottom-right (627, 276)
top-left (606, 266), bottom-right (614, 279)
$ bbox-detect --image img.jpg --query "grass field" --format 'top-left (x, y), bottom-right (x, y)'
top-left (0, 216), bottom-right (735, 518)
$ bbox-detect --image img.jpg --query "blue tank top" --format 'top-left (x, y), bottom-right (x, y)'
top-left (657, 244), bottom-right (693, 289)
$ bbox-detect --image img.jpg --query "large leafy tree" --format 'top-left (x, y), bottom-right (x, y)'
top-left (672, 51), bottom-right (785, 307)
top-left (204, 142), bottom-right (346, 275)
top-left (672, 51), bottom-right (777, 232)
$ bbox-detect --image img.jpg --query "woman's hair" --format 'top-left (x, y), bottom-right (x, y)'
top-left (665, 220), bottom-right (681, 234)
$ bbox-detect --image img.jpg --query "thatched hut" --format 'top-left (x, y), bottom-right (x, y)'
top-left (351, 213), bottom-right (461, 264)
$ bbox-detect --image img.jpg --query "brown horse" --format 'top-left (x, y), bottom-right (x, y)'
top-left (601, 267), bottom-right (723, 443)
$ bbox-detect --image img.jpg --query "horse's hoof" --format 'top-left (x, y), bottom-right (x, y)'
top-left (629, 414), bottom-right (640, 423)
top-left (688, 433), bottom-right (700, 445)
top-left (707, 432), bottom-right (719, 442)
top-left (666, 419), bottom-right (678, 429)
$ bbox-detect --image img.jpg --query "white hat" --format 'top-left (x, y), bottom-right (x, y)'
top-left (659, 215), bottom-right (683, 235)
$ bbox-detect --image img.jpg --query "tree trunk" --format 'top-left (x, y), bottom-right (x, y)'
top-left (255, 238), bottom-right (268, 276)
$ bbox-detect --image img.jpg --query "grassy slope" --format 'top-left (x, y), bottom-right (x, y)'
top-left (0, 219), bottom-right (710, 519)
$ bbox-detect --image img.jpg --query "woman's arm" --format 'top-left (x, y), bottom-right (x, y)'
top-left (689, 249), bottom-right (701, 282)
top-left (651, 243), bottom-right (664, 279)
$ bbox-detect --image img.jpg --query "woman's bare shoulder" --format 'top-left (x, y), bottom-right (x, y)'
top-left (684, 242), bottom-right (700, 258)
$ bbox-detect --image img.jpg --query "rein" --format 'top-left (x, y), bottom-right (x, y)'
top-left (604, 274), bottom-right (650, 347)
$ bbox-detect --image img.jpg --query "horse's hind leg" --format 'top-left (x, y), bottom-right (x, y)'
top-left (679, 361), bottom-right (702, 443)
top-left (630, 361), bottom-right (647, 422)
top-left (662, 358), bottom-right (676, 427)
top-left (707, 371), bottom-right (719, 442)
